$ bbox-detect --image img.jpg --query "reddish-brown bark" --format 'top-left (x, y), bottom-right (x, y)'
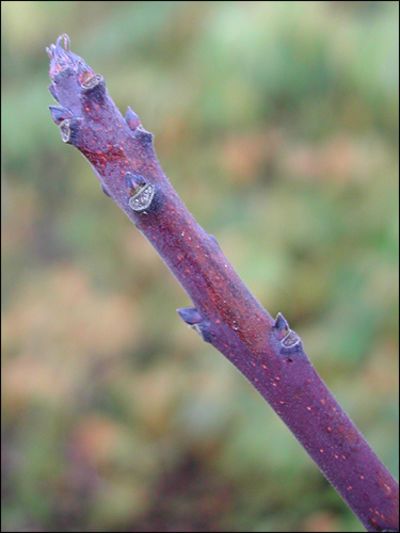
top-left (47, 35), bottom-right (398, 532)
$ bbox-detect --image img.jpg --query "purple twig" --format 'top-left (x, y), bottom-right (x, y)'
top-left (47, 35), bottom-right (398, 532)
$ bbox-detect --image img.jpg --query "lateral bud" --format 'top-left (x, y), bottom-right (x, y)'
top-left (49, 105), bottom-right (71, 125)
top-left (133, 125), bottom-right (153, 146)
top-left (125, 172), bottom-right (146, 193)
top-left (273, 312), bottom-right (290, 339)
top-left (177, 308), bottom-right (212, 343)
top-left (125, 106), bottom-right (141, 131)
top-left (177, 307), bottom-right (202, 325)
top-left (272, 312), bottom-right (302, 355)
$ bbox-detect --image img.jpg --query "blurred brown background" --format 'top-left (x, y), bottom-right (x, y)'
top-left (2, 1), bottom-right (399, 532)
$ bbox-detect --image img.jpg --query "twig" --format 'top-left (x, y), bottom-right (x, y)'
top-left (47, 35), bottom-right (398, 532)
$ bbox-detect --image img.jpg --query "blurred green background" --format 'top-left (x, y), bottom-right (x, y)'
top-left (2, 1), bottom-right (399, 532)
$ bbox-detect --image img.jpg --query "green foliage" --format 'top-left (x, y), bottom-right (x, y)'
top-left (2, 1), bottom-right (398, 531)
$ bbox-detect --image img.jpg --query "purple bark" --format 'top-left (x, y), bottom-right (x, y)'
top-left (47, 35), bottom-right (398, 532)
